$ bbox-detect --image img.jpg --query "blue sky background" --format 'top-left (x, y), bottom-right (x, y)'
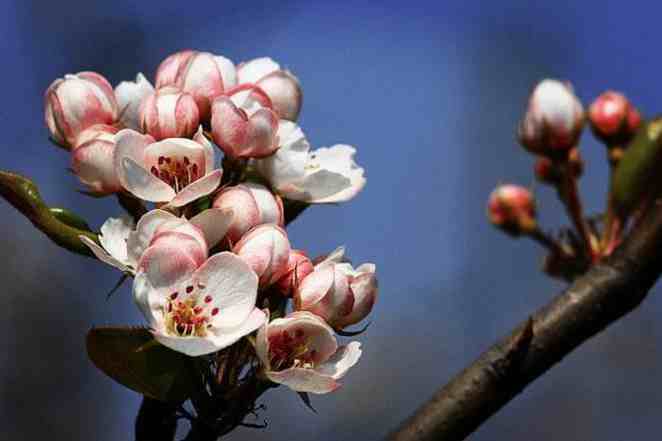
top-left (3, 1), bottom-right (662, 440)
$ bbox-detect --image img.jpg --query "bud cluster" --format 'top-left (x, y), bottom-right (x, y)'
top-left (490, 79), bottom-right (644, 280)
top-left (40, 48), bottom-right (377, 426)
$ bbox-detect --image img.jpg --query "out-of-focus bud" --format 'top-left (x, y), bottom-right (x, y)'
top-left (233, 224), bottom-right (291, 286)
top-left (294, 250), bottom-right (377, 329)
top-left (487, 184), bottom-right (537, 236)
top-left (71, 124), bottom-right (122, 195)
top-left (139, 87), bottom-right (200, 140)
top-left (274, 249), bottom-right (314, 297)
top-left (589, 91), bottom-right (641, 147)
top-left (212, 182), bottom-right (284, 244)
top-left (45, 72), bottom-right (119, 148)
top-left (518, 79), bottom-right (585, 158)
top-left (237, 58), bottom-right (302, 121)
top-left (211, 96), bottom-right (279, 158)
top-left (534, 147), bottom-right (583, 185)
top-left (156, 51), bottom-right (237, 121)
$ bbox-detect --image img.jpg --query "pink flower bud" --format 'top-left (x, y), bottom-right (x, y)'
top-left (211, 96), bottom-right (279, 158)
top-left (518, 79), bottom-right (584, 157)
top-left (487, 184), bottom-right (537, 235)
top-left (139, 87), bottom-right (200, 140)
top-left (44, 71), bottom-right (118, 148)
top-left (71, 124), bottom-right (122, 195)
top-left (294, 256), bottom-right (377, 330)
top-left (156, 51), bottom-right (237, 121)
top-left (589, 91), bottom-right (641, 145)
top-left (233, 224), bottom-right (291, 286)
top-left (238, 58), bottom-right (302, 121)
top-left (274, 249), bottom-right (314, 297)
top-left (211, 182), bottom-right (284, 244)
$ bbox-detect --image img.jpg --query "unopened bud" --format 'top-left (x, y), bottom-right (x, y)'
top-left (45, 72), bottom-right (118, 148)
top-left (518, 79), bottom-right (584, 157)
top-left (233, 224), bottom-right (291, 286)
top-left (71, 124), bottom-right (122, 195)
top-left (487, 184), bottom-right (537, 235)
top-left (139, 87), bottom-right (200, 140)
top-left (274, 249), bottom-right (314, 297)
top-left (589, 90), bottom-right (641, 146)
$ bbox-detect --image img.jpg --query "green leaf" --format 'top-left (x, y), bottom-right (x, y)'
top-left (613, 118), bottom-right (662, 216)
top-left (86, 327), bottom-right (201, 403)
top-left (0, 170), bottom-right (98, 256)
top-left (49, 207), bottom-right (91, 231)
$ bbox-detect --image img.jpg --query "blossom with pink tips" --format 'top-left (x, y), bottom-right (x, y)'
top-left (139, 87), bottom-right (200, 140)
top-left (114, 73), bottom-right (155, 131)
top-left (237, 57), bottom-right (302, 121)
top-left (211, 182), bottom-right (284, 244)
top-left (113, 129), bottom-right (222, 207)
top-left (233, 224), bottom-right (291, 287)
top-left (274, 249), bottom-right (314, 297)
top-left (294, 247), bottom-right (377, 329)
top-left (45, 71), bottom-right (118, 148)
top-left (256, 311), bottom-right (362, 394)
top-left (71, 124), bottom-right (122, 195)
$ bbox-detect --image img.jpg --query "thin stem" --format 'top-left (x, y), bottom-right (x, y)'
top-left (557, 164), bottom-right (597, 261)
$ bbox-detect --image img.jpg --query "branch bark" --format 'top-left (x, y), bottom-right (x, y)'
top-left (388, 200), bottom-right (662, 441)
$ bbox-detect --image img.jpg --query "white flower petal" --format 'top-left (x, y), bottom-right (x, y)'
top-left (189, 208), bottom-right (234, 249)
top-left (153, 332), bottom-right (223, 357)
top-left (207, 307), bottom-right (266, 350)
top-left (113, 129), bottom-right (153, 187)
top-left (192, 252), bottom-right (258, 329)
top-left (237, 57), bottom-right (280, 84)
top-left (267, 367), bottom-right (338, 394)
top-left (115, 73), bottom-right (155, 130)
top-left (121, 157), bottom-right (177, 203)
top-left (317, 341), bottom-right (362, 380)
top-left (254, 121), bottom-right (309, 188)
top-left (79, 235), bottom-right (131, 273)
top-left (168, 169), bottom-right (222, 208)
top-left (126, 209), bottom-right (179, 265)
top-left (98, 216), bottom-right (133, 264)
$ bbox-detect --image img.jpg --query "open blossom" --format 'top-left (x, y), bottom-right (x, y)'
top-left (155, 50), bottom-right (237, 120)
top-left (237, 57), bottom-right (302, 121)
top-left (256, 311), bottom-right (362, 394)
top-left (114, 73), bottom-right (155, 131)
top-left (254, 121), bottom-right (366, 203)
top-left (79, 208), bottom-right (233, 274)
top-left (211, 95), bottom-right (279, 159)
top-left (233, 224), bottom-right (291, 286)
top-left (45, 71), bottom-right (118, 147)
top-left (113, 129), bottom-right (222, 207)
top-left (71, 124), bottom-right (122, 195)
top-left (212, 182), bottom-right (284, 243)
top-left (294, 247), bottom-right (377, 329)
top-left (274, 249), bottom-right (314, 297)
top-left (518, 79), bottom-right (585, 156)
top-left (139, 87), bottom-right (200, 140)
top-left (135, 248), bottom-right (265, 356)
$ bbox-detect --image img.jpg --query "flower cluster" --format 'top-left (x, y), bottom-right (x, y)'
top-left (45, 50), bottom-right (376, 395)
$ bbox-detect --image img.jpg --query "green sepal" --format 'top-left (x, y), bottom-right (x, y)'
top-left (613, 118), bottom-right (662, 216)
top-left (86, 327), bottom-right (202, 403)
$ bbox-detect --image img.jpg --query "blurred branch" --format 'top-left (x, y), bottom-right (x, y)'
top-left (388, 199), bottom-right (662, 441)
top-left (135, 397), bottom-right (178, 441)
top-left (0, 170), bottom-right (97, 256)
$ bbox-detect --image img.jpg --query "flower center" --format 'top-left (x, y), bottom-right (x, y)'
top-left (164, 284), bottom-right (219, 337)
top-left (150, 155), bottom-right (200, 193)
top-left (268, 329), bottom-right (317, 370)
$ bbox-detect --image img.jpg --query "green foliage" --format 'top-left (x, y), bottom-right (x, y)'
top-left (87, 327), bottom-right (202, 403)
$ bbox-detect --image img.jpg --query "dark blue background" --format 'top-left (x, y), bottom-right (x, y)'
top-left (3, 1), bottom-right (662, 439)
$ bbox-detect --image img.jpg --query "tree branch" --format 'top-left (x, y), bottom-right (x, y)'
top-left (135, 397), bottom-right (178, 441)
top-left (388, 199), bottom-right (662, 441)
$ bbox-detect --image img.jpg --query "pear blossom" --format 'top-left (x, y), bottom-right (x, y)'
top-left (256, 311), bottom-right (362, 394)
top-left (140, 87), bottom-right (200, 140)
top-left (156, 50), bottom-right (237, 120)
top-left (233, 224), bottom-right (291, 286)
top-left (45, 71), bottom-right (118, 147)
top-left (518, 79), bottom-right (584, 156)
top-left (79, 208), bottom-right (233, 274)
top-left (71, 124), bottom-right (122, 195)
top-left (274, 249), bottom-right (314, 297)
top-left (212, 182), bottom-right (284, 243)
top-left (294, 247), bottom-right (377, 329)
top-left (237, 57), bottom-right (303, 121)
top-left (113, 129), bottom-right (222, 207)
top-left (134, 250), bottom-right (265, 356)
top-left (211, 95), bottom-right (279, 159)
top-left (114, 73), bottom-right (155, 131)
top-left (254, 121), bottom-right (366, 203)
